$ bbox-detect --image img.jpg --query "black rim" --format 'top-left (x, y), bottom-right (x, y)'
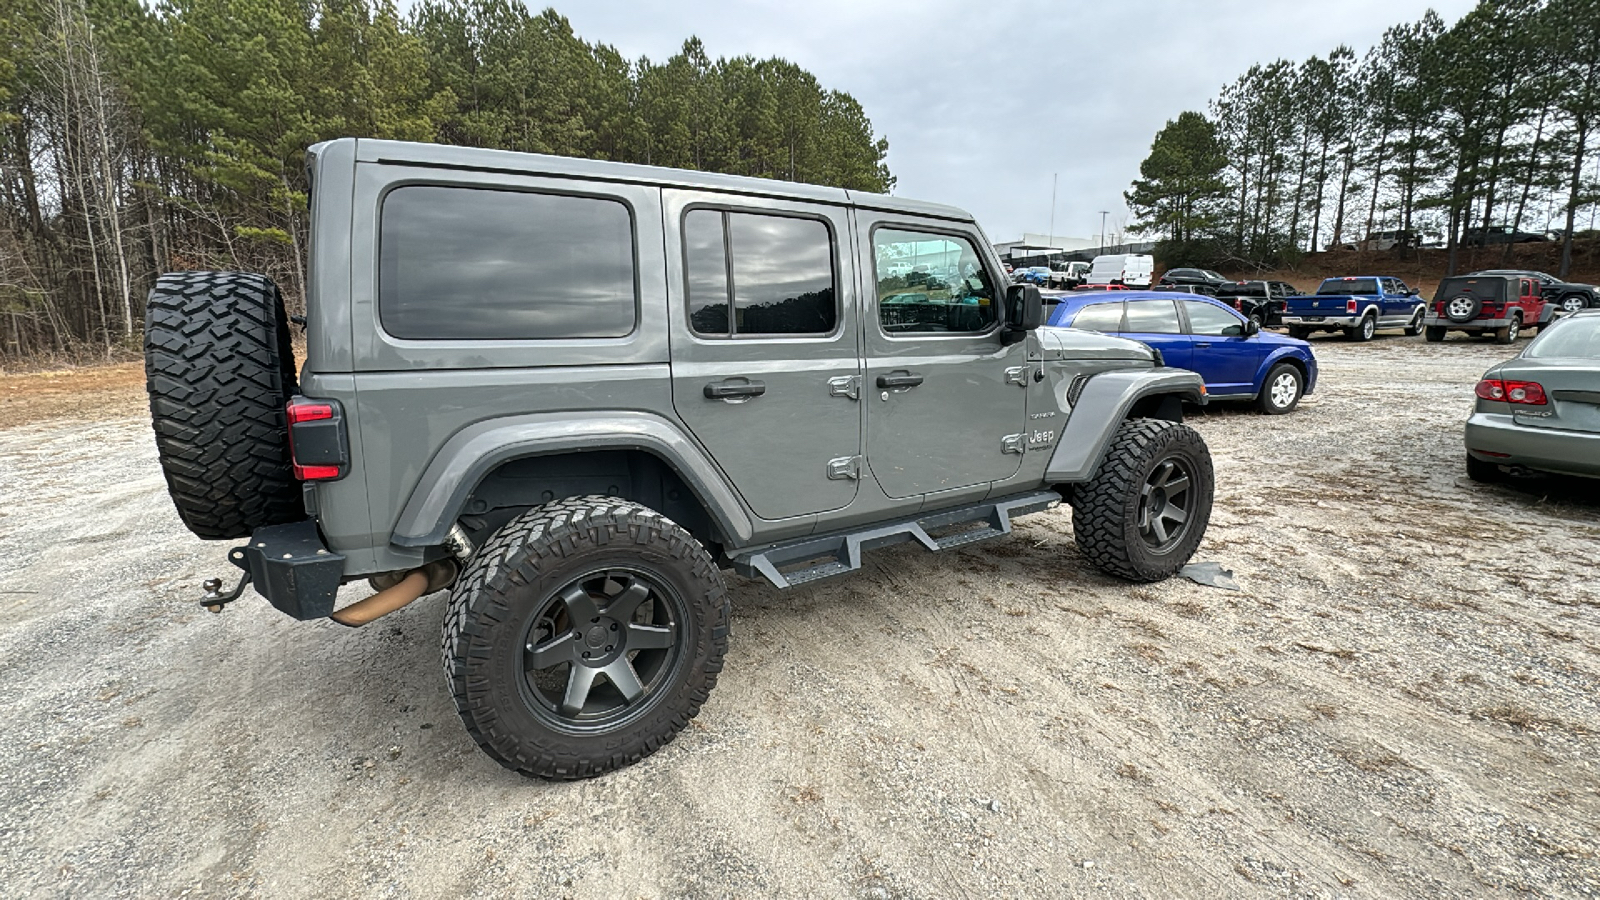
top-left (1137, 457), bottom-right (1196, 551)
top-left (517, 567), bottom-right (684, 732)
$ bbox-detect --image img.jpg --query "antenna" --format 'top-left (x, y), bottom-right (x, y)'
top-left (1048, 174), bottom-right (1058, 251)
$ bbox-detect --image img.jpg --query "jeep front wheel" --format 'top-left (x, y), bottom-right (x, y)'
top-left (1072, 419), bottom-right (1214, 582)
top-left (441, 497), bottom-right (729, 779)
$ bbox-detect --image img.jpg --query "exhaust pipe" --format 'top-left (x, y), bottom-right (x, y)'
top-left (330, 558), bottom-right (458, 627)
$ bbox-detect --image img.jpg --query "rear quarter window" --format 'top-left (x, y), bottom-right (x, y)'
top-left (378, 185), bottom-right (637, 340)
top-left (1434, 278), bottom-right (1508, 303)
top-left (1317, 278), bottom-right (1378, 295)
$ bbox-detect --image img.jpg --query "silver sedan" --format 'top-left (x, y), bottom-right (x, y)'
top-left (1465, 309), bottom-right (1600, 482)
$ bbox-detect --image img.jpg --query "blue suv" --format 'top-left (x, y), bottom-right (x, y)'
top-left (1046, 291), bottom-right (1319, 414)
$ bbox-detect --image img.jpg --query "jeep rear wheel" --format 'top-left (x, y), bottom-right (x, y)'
top-left (1072, 419), bottom-right (1214, 582)
top-left (441, 497), bottom-right (729, 779)
top-left (143, 272), bottom-right (302, 540)
top-left (1495, 315), bottom-right (1521, 344)
top-left (1424, 325), bottom-right (1446, 342)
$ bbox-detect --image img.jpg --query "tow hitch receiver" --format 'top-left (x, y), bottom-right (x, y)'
top-left (202, 520), bottom-right (347, 620)
top-left (200, 572), bottom-right (251, 613)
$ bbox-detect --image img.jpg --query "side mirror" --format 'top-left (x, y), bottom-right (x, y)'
top-left (1244, 319), bottom-right (1261, 336)
top-left (1003, 283), bottom-right (1042, 344)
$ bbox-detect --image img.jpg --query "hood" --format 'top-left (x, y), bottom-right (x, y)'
top-left (1035, 326), bottom-right (1158, 362)
top-left (1248, 330), bottom-right (1312, 350)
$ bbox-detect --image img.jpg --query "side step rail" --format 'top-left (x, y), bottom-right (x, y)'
top-left (731, 490), bottom-right (1061, 589)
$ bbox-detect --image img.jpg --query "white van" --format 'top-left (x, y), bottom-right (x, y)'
top-left (1086, 254), bottom-right (1154, 287)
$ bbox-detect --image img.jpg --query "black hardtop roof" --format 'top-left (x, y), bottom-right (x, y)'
top-left (321, 137), bottom-right (975, 223)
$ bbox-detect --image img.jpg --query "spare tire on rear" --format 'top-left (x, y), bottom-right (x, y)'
top-left (144, 272), bottom-right (303, 540)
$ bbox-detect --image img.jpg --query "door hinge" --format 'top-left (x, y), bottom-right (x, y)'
top-left (1001, 434), bottom-right (1026, 455)
top-left (827, 375), bottom-right (860, 401)
top-left (1005, 365), bottom-right (1030, 387)
top-left (826, 455), bottom-right (861, 480)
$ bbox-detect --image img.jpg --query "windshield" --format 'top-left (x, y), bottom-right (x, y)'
top-left (1435, 277), bottom-right (1508, 302)
top-left (1525, 317), bottom-right (1600, 359)
top-left (1317, 278), bottom-right (1378, 295)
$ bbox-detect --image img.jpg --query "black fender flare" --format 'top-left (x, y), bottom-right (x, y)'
top-left (390, 411), bottom-right (753, 548)
top-left (1044, 368), bottom-right (1207, 483)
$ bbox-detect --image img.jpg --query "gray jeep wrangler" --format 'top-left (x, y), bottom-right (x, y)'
top-left (143, 138), bottom-right (1212, 779)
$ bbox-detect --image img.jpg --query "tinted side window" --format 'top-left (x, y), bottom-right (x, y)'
top-left (684, 209), bottom-right (730, 335)
top-left (1070, 301), bottom-right (1125, 332)
top-left (730, 214), bottom-right (835, 335)
top-left (379, 186), bottom-right (635, 340)
top-left (873, 228), bottom-right (998, 335)
top-left (1182, 300), bottom-right (1245, 336)
top-left (686, 210), bottom-right (836, 336)
top-left (1122, 299), bottom-right (1182, 333)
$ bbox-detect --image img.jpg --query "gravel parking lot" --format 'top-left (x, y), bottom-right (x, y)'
top-left (1, 336), bottom-right (1597, 899)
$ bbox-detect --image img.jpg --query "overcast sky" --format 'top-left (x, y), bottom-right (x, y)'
top-left (556, 0), bottom-right (1479, 243)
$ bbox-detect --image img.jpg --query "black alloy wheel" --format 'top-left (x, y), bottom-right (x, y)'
top-left (1073, 418), bottom-right (1214, 582)
top-left (442, 496), bottom-right (729, 779)
top-left (1136, 457), bottom-right (1198, 552)
top-left (519, 568), bottom-right (684, 729)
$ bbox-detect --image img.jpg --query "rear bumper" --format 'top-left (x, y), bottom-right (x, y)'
top-left (1282, 314), bottom-right (1359, 327)
top-left (229, 520), bottom-right (347, 620)
top-left (1465, 412), bottom-right (1600, 478)
top-left (1425, 315), bottom-right (1511, 328)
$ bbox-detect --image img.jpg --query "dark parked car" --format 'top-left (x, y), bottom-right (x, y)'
top-left (1462, 225), bottom-right (1548, 246)
top-left (1047, 291), bottom-right (1318, 414)
top-left (1465, 309), bottom-right (1600, 482)
top-left (1158, 268), bottom-right (1228, 294)
top-left (1467, 269), bottom-right (1599, 314)
top-left (1215, 280), bottom-right (1302, 328)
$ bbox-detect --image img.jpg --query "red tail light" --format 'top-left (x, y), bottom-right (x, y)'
top-left (286, 397), bottom-right (346, 481)
top-left (286, 400), bottom-right (334, 425)
top-left (1475, 379), bottom-right (1547, 405)
top-left (1346, 299), bottom-right (1358, 314)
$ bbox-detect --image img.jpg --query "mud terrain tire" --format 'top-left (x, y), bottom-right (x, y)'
top-left (442, 497), bottom-right (730, 779)
top-left (144, 272), bottom-right (302, 540)
top-left (1072, 419), bottom-right (1214, 582)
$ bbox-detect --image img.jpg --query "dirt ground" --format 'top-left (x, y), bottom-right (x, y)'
top-left (1, 335), bottom-right (1597, 899)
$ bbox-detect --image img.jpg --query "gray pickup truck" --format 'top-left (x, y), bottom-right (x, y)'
top-left (143, 138), bottom-right (1212, 779)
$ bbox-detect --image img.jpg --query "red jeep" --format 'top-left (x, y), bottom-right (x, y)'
top-left (1423, 274), bottom-right (1555, 344)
